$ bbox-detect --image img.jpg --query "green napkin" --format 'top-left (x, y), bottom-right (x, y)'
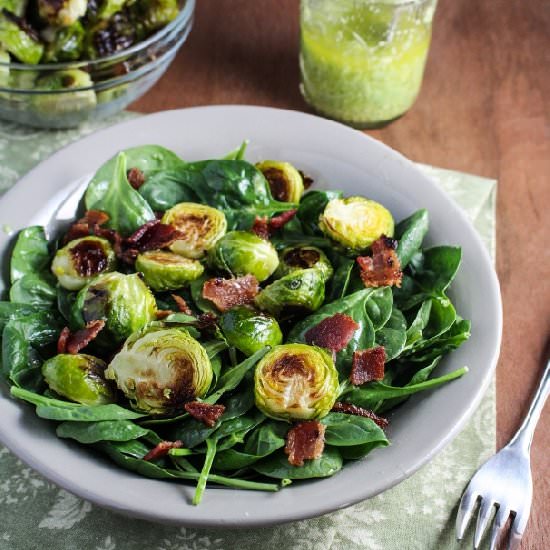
top-left (0, 117), bottom-right (497, 550)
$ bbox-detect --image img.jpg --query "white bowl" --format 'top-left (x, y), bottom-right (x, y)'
top-left (0, 106), bottom-right (501, 527)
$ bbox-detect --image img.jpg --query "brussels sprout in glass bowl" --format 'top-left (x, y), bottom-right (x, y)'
top-left (0, 0), bottom-right (194, 128)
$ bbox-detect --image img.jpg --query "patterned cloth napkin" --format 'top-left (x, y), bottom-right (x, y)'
top-left (0, 115), bottom-right (497, 550)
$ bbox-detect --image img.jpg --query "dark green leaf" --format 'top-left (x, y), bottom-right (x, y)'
top-left (56, 420), bottom-right (150, 444)
top-left (395, 209), bottom-right (429, 268)
top-left (297, 190), bottom-right (343, 236)
top-left (10, 226), bottom-right (50, 283)
top-left (321, 413), bottom-right (389, 447)
top-left (9, 274), bottom-right (57, 306)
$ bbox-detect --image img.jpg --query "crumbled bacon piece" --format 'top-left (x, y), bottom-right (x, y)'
top-left (357, 236), bottom-right (402, 288)
top-left (350, 347), bottom-right (386, 385)
top-left (58, 320), bottom-right (106, 355)
top-left (331, 401), bottom-right (389, 429)
top-left (269, 209), bottom-right (297, 231)
top-left (171, 294), bottom-right (194, 316)
top-left (127, 167), bottom-right (146, 189)
top-left (304, 313), bottom-right (359, 353)
top-left (142, 440), bottom-right (183, 462)
top-left (156, 309), bottom-right (174, 320)
top-left (251, 216), bottom-right (270, 240)
top-left (57, 327), bottom-right (71, 354)
top-left (196, 312), bottom-right (218, 330)
top-left (184, 401), bottom-right (226, 427)
top-left (202, 275), bottom-right (259, 312)
top-left (125, 220), bottom-right (184, 252)
top-left (284, 420), bottom-right (326, 466)
top-left (251, 210), bottom-right (298, 240)
top-left (64, 210), bottom-right (111, 243)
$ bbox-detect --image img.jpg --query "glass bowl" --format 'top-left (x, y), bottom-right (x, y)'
top-left (0, 0), bottom-right (195, 129)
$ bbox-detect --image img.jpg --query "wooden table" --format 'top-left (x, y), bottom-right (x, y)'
top-left (133, 1), bottom-right (550, 546)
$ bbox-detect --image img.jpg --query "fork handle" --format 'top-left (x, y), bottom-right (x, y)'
top-left (509, 358), bottom-right (550, 454)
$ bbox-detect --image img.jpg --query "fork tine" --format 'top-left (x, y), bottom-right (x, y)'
top-left (456, 487), bottom-right (480, 540)
top-left (508, 511), bottom-right (528, 550)
top-left (488, 506), bottom-right (510, 550)
top-left (474, 499), bottom-right (496, 548)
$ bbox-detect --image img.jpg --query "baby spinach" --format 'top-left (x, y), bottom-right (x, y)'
top-left (321, 413), bottom-right (389, 448)
top-left (194, 438), bottom-right (217, 505)
top-left (327, 256), bottom-right (355, 301)
top-left (375, 306), bottom-right (407, 360)
top-left (10, 226), bottom-right (50, 283)
top-left (297, 190), bottom-right (342, 236)
top-left (409, 246), bottom-right (462, 295)
top-left (253, 447), bottom-right (343, 480)
top-left (85, 152), bottom-right (156, 236)
top-left (395, 209), bottom-right (429, 268)
top-left (56, 419), bottom-right (151, 444)
top-left (9, 274), bottom-right (57, 306)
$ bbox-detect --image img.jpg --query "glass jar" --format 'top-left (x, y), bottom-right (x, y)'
top-left (300, 0), bottom-right (437, 128)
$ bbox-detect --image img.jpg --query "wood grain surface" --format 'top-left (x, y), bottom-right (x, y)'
top-left (132, 1), bottom-right (550, 547)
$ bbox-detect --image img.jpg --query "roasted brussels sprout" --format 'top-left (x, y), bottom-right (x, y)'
top-left (42, 353), bottom-right (116, 405)
top-left (75, 272), bottom-right (156, 347)
top-left (319, 196), bottom-right (394, 251)
top-left (132, 0), bottom-right (178, 33)
top-left (209, 230), bottom-right (279, 283)
top-left (275, 245), bottom-right (333, 281)
top-left (254, 343), bottom-right (338, 421)
top-left (255, 268), bottom-right (325, 316)
top-left (135, 250), bottom-right (204, 291)
top-left (0, 0), bottom-right (27, 17)
top-left (37, 0), bottom-right (87, 26)
top-left (41, 21), bottom-right (85, 62)
top-left (161, 202), bottom-right (227, 259)
top-left (51, 236), bottom-right (116, 291)
top-left (96, 0), bottom-right (126, 20)
top-left (33, 69), bottom-right (97, 116)
top-left (0, 10), bottom-right (44, 64)
top-left (105, 326), bottom-right (213, 414)
top-left (255, 160), bottom-right (304, 203)
top-left (219, 306), bottom-right (283, 357)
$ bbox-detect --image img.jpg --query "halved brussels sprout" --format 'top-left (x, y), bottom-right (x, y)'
top-left (0, 11), bottom-right (44, 64)
top-left (51, 236), bottom-right (116, 291)
top-left (41, 21), bottom-right (85, 62)
top-left (275, 245), bottom-right (333, 281)
top-left (135, 250), bottom-right (204, 291)
top-left (42, 353), bottom-right (116, 405)
top-left (76, 272), bottom-right (156, 347)
top-left (255, 160), bottom-right (304, 203)
top-left (220, 306), bottom-right (283, 357)
top-left (161, 202), bottom-right (227, 259)
top-left (319, 196), bottom-right (394, 250)
top-left (254, 343), bottom-right (338, 421)
top-left (132, 0), bottom-right (179, 33)
top-left (208, 230), bottom-right (279, 283)
top-left (105, 326), bottom-right (212, 414)
top-left (33, 69), bottom-right (96, 116)
top-left (37, 0), bottom-right (87, 26)
top-left (255, 268), bottom-right (325, 316)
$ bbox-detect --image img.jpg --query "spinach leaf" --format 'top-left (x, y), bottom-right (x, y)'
top-left (56, 420), bottom-right (151, 444)
top-left (10, 387), bottom-right (145, 421)
top-left (193, 438), bottom-right (217, 505)
top-left (341, 366), bottom-right (468, 410)
top-left (213, 449), bottom-right (261, 470)
top-left (9, 274), bottom-right (57, 306)
top-left (364, 287), bottom-right (393, 330)
top-left (222, 140), bottom-right (249, 160)
top-left (409, 246), bottom-right (462, 294)
top-left (375, 306), bottom-right (407, 361)
top-left (214, 414), bottom-right (265, 451)
top-left (244, 421), bottom-right (287, 456)
top-left (2, 312), bottom-right (62, 390)
top-left (108, 439), bottom-right (150, 458)
top-left (253, 447), bottom-right (343, 479)
top-left (395, 209), bottom-right (429, 268)
top-left (321, 413), bottom-right (389, 447)
top-left (0, 302), bottom-right (49, 332)
top-left (287, 289), bottom-right (376, 372)
top-left (404, 299), bottom-right (432, 348)
top-left (339, 442), bottom-right (389, 460)
top-left (85, 152), bottom-right (155, 236)
top-left (135, 171), bottom-right (199, 211)
top-left (327, 256), bottom-right (355, 301)
top-left (297, 190), bottom-right (342, 235)
top-left (10, 226), bottom-right (50, 283)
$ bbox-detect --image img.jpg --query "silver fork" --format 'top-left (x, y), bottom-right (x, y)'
top-left (456, 357), bottom-right (550, 550)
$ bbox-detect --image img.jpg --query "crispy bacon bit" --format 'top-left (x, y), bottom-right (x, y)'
top-left (156, 309), bottom-right (174, 320)
top-left (127, 167), bottom-right (146, 189)
top-left (304, 313), bottom-right (359, 353)
top-left (64, 210), bottom-right (111, 243)
top-left (171, 294), bottom-right (194, 316)
top-left (196, 312), bottom-right (218, 330)
top-left (332, 401), bottom-right (389, 429)
top-left (142, 440), bottom-right (183, 462)
top-left (125, 219), bottom-right (184, 252)
top-left (357, 236), bottom-right (402, 288)
top-left (202, 275), bottom-right (260, 312)
top-left (58, 320), bottom-right (106, 355)
top-left (57, 327), bottom-right (71, 354)
top-left (350, 347), bottom-right (386, 385)
top-left (251, 216), bottom-right (270, 240)
top-left (269, 209), bottom-right (297, 231)
top-left (184, 401), bottom-right (226, 427)
top-left (284, 420), bottom-right (326, 467)
top-left (251, 210), bottom-right (298, 240)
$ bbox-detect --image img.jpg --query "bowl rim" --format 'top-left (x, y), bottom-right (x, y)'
top-left (0, 106), bottom-right (503, 527)
top-left (0, 0), bottom-right (195, 72)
